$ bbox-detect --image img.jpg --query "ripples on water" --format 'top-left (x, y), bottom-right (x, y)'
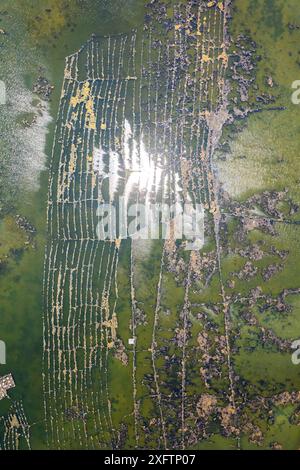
top-left (0, 9), bottom-right (51, 206)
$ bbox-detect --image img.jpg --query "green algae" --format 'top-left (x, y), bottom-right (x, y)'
top-left (1, 0), bottom-right (300, 450)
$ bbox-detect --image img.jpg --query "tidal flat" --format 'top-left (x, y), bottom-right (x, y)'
top-left (0, 0), bottom-right (300, 450)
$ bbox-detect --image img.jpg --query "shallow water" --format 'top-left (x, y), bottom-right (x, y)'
top-left (0, 0), bottom-right (300, 450)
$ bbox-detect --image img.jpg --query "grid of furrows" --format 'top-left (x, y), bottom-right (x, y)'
top-left (0, 401), bottom-right (31, 450)
top-left (43, 0), bottom-right (231, 449)
top-left (43, 32), bottom-right (137, 449)
top-left (130, 1), bottom-right (231, 450)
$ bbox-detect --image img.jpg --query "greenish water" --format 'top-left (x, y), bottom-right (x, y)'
top-left (0, 0), bottom-right (300, 450)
